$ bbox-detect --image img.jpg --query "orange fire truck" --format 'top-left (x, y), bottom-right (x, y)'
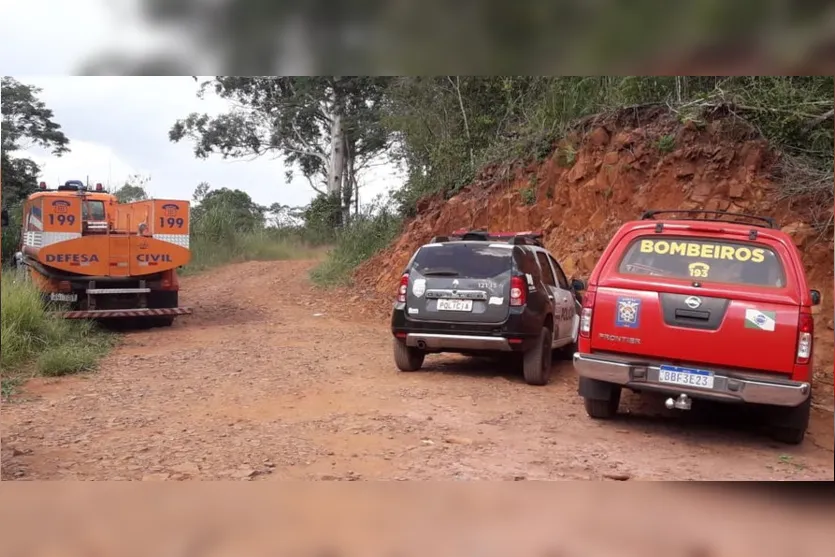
top-left (14, 179), bottom-right (192, 326)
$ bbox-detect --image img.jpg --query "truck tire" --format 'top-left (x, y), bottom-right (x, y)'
top-left (393, 339), bottom-right (425, 372)
top-left (523, 327), bottom-right (552, 386)
top-left (152, 316), bottom-right (175, 327)
top-left (768, 396), bottom-right (811, 445)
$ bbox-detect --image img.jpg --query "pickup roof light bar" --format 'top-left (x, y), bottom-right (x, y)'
top-left (640, 210), bottom-right (778, 230)
top-left (431, 229), bottom-right (545, 246)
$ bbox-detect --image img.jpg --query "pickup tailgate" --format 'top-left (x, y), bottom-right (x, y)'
top-left (590, 286), bottom-right (800, 373)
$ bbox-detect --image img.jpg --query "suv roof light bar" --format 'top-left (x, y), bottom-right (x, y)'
top-left (640, 210), bottom-right (778, 230)
top-left (446, 228), bottom-right (544, 246)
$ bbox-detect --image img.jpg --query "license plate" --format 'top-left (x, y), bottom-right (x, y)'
top-left (49, 293), bottom-right (77, 303)
top-left (436, 299), bottom-right (473, 312)
top-left (658, 365), bottom-right (714, 389)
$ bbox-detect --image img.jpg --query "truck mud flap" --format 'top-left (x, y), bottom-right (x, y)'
top-left (56, 307), bottom-right (193, 319)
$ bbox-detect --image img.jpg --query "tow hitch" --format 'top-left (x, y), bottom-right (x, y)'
top-left (665, 393), bottom-right (692, 411)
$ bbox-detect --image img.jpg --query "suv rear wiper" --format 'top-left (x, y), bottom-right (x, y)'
top-left (421, 269), bottom-right (460, 276)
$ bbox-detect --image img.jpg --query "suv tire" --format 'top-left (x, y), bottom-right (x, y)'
top-left (393, 339), bottom-right (425, 372)
top-left (523, 327), bottom-right (553, 386)
top-left (768, 396), bottom-right (811, 445)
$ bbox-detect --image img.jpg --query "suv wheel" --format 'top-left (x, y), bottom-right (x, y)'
top-left (768, 396), bottom-right (811, 445)
top-left (393, 338), bottom-right (425, 372)
top-left (523, 327), bottom-right (553, 386)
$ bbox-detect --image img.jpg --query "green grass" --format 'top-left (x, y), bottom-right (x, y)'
top-left (311, 211), bottom-right (402, 287)
top-left (181, 203), bottom-right (317, 275)
top-left (1, 271), bottom-right (114, 399)
top-left (183, 229), bottom-right (313, 275)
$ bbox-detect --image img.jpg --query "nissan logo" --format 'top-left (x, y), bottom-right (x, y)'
top-left (684, 296), bottom-right (702, 309)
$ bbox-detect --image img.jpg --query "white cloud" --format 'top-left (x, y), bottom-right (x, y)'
top-left (24, 139), bottom-right (139, 189)
top-left (7, 76), bottom-right (404, 211)
top-left (0, 0), bottom-right (163, 74)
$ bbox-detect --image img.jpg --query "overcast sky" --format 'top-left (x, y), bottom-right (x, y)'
top-left (0, 2), bottom-right (404, 210)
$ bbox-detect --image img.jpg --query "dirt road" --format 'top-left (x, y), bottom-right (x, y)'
top-left (2, 259), bottom-right (833, 480)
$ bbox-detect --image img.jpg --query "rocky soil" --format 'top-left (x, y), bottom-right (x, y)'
top-left (2, 259), bottom-right (833, 481)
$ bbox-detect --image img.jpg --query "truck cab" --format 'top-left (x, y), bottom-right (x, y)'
top-left (17, 180), bottom-right (192, 325)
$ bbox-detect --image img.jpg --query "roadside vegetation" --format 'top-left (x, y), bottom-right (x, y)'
top-left (167, 76), bottom-right (833, 286)
top-left (0, 272), bottom-right (114, 399)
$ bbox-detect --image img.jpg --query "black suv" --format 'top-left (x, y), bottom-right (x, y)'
top-left (391, 229), bottom-right (585, 385)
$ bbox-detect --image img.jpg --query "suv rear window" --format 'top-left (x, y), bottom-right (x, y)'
top-left (412, 244), bottom-right (511, 278)
top-left (618, 236), bottom-right (786, 288)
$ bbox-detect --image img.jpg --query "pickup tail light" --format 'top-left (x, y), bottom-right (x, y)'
top-left (579, 290), bottom-right (596, 338)
top-left (796, 313), bottom-right (814, 365)
top-left (509, 276), bottom-right (527, 307)
top-left (397, 274), bottom-right (409, 303)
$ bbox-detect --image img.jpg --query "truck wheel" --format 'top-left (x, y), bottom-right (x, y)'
top-left (523, 327), bottom-right (552, 386)
top-left (393, 339), bottom-right (425, 372)
top-left (768, 396), bottom-right (811, 445)
top-left (152, 316), bottom-right (175, 327)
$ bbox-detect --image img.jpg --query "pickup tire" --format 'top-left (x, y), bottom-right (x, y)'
top-left (393, 339), bottom-right (425, 372)
top-left (768, 396), bottom-right (811, 445)
top-left (523, 327), bottom-right (553, 386)
top-left (579, 377), bottom-right (621, 419)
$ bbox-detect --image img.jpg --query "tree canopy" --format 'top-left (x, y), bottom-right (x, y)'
top-left (170, 76), bottom-right (391, 225)
top-left (191, 183), bottom-right (266, 233)
top-left (1, 77), bottom-right (70, 206)
top-left (112, 174), bottom-right (151, 203)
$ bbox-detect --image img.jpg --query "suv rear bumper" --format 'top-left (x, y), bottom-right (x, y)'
top-left (405, 333), bottom-right (514, 352)
top-left (573, 353), bottom-right (810, 407)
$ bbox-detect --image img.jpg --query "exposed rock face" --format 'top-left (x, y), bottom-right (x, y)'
top-left (355, 112), bottom-right (834, 388)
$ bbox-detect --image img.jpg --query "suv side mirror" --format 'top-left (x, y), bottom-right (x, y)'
top-left (571, 278), bottom-right (586, 291)
top-left (1, 208), bottom-right (8, 227)
top-left (810, 289), bottom-right (821, 306)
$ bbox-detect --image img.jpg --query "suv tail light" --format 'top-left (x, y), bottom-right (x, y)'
top-left (509, 276), bottom-right (527, 307)
top-left (397, 274), bottom-right (409, 303)
top-left (796, 313), bottom-right (814, 364)
top-left (579, 290), bottom-right (596, 338)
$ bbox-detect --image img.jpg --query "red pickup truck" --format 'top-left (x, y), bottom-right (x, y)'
top-left (574, 210), bottom-right (821, 444)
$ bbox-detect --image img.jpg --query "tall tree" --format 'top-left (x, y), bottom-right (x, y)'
top-left (191, 184), bottom-right (266, 233)
top-left (112, 173), bottom-right (150, 203)
top-left (169, 76), bottom-right (392, 226)
top-left (1, 77), bottom-right (70, 206)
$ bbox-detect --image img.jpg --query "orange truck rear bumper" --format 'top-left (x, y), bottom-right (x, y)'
top-left (56, 307), bottom-right (193, 319)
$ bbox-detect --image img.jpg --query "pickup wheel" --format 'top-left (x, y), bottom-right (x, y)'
top-left (393, 339), bottom-right (425, 372)
top-left (580, 378), bottom-right (622, 419)
top-left (768, 396), bottom-right (811, 445)
top-left (523, 327), bottom-right (553, 386)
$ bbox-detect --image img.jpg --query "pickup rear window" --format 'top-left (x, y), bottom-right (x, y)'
top-left (618, 236), bottom-right (786, 288)
top-left (412, 244), bottom-right (511, 278)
